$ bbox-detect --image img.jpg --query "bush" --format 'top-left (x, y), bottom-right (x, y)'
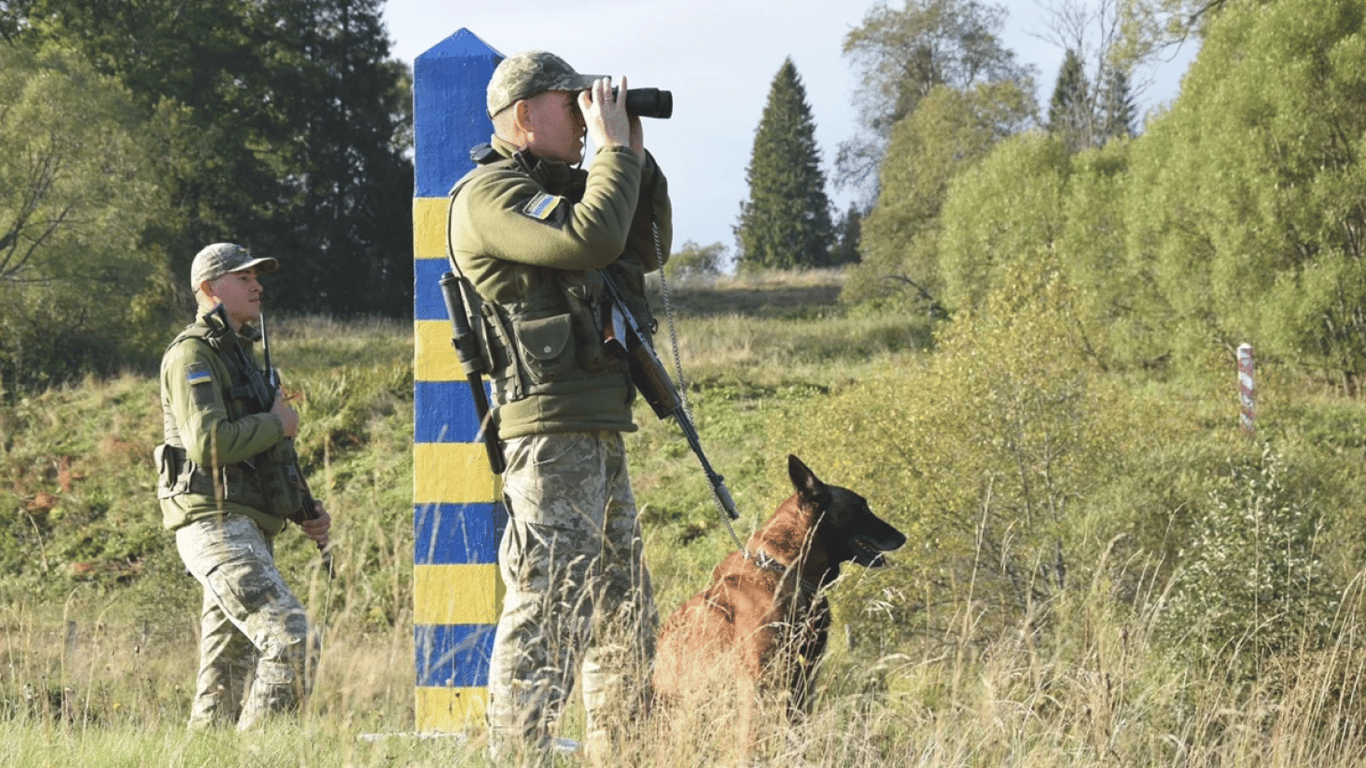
top-left (1157, 445), bottom-right (1338, 673)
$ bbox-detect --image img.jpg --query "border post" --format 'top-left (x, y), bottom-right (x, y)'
top-left (1238, 343), bottom-right (1255, 439)
top-left (411, 28), bottom-right (505, 732)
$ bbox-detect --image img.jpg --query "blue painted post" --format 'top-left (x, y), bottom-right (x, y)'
top-left (411, 28), bottom-right (505, 732)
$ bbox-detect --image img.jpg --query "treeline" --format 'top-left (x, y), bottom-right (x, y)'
top-left (780, 0), bottom-right (1366, 686)
top-left (0, 0), bottom-right (413, 394)
top-left (842, 0), bottom-right (1366, 388)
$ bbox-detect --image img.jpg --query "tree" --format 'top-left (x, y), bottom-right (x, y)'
top-left (938, 132), bottom-right (1072, 311)
top-left (1056, 140), bottom-right (1143, 365)
top-left (0, 43), bottom-right (177, 392)
top-left (735, 58), bottom-right (835, 271)
top-left (837, 0), bottom-right (1036, 203)
top-left (664, 241), bottom-right (727, 283)
top-left (1037, 0), bottom-right (1143, 146)
top-left (1047, 49), bottom-right (1093, 152)
top-left (831, 204), bottom-right (864, 266)
top-left (1098, 65), bottom-right (1137, 141)
top-left (843, 80), bottom-right (1035, 307)
top-left (3, 0), bottom-right (415, 317)
top-left (1125, 0), bottom-right (1366, 389)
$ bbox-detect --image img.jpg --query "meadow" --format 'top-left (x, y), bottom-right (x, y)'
top-left (5, 268), bottom-right (1366, 766)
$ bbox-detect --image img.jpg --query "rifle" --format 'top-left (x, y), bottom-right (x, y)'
top-left (204, 305), bottom-right (333, 576)
top-left (259, 312), bottom-right (335, 578)
top-left (600, 274), bottom-right (740, 521)
top-left (439, 271), bottom-right (505, 474)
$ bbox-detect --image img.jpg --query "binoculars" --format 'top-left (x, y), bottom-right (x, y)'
top-left (613, 87), bottom-right (673, 119)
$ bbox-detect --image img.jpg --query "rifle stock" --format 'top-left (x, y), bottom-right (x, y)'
top-left (602, 276), bottom-right (740, 521)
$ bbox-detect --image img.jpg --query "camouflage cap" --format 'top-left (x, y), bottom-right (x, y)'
top-left (190, 243), bottom-right (279, 290)
top-left (486, 50), bottom-right (604, 118)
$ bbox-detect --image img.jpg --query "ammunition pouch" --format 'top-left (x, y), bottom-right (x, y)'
top-left (155, 441), bottom-right (301, 521)
top-left (253, 440), bottom-right (305, 522)
top-left (446, 158), bottom-right (649, 409)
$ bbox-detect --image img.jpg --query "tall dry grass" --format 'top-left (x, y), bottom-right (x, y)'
top-left (5, 272), bottom-right (1366, 765)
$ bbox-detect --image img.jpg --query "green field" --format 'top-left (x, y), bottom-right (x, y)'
top-left (6, 269), bottom-right (1366, 766)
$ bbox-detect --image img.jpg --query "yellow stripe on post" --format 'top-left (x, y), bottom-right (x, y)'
top-left (415, 319), bottom-right (463, 383)
top-left (414, 686), bottom-right (490, 732)
top-left (413, 564), bottom-right (501, 624)
top-left (414, 442), bottom-right (499, 504)
top-left (413, 197), bottom-right (450, 260)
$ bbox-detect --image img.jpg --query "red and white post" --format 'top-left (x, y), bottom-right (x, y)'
top-left (1237, 343), bottom-right (1256, 439)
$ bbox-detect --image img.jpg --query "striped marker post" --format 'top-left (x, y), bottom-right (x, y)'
top-left (412, 28), bottom-right (505, 732)
top-left (1238, 343), bottom-right (1255, 439)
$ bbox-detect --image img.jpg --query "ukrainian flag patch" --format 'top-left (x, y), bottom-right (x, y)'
top-left (522, 192), bottom-right (562, 221)
top-left (186, 363), bottom-right (212, 386)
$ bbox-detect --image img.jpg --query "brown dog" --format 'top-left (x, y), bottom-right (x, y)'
top-left (652, 455), bottom-right (907, 731)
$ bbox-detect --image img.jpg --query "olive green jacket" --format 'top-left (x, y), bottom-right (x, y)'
top-left (447, 136), bottom-right (672, 438)
top-left (158, 317), bottom-right (287, 534)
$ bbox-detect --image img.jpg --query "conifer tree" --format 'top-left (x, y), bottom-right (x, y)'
top-left (1047, 48), bottom-right (1092, 152)
top-left (735, 58), bottom-right (835, 270)
top-left (1098, 66), bottom-right (1137, 142)
top-left (831, 204), bottom-right (863, 266)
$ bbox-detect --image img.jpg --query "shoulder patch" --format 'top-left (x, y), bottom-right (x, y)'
top-left (186, 362), bottom-right (212, 387)
top-left (186, 362), bottom-right (217, 408)
top-left (521, 192), bottom-right (563, 221)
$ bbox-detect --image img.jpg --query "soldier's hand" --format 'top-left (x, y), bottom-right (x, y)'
top-left (271, 391), bottom-right (299, 438)
top-left (301, 503), bottom-right (330, 548)
top-left (581, 76), bottom-right (634, 156)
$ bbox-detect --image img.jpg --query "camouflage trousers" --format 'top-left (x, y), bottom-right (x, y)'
top-left (175, 513), bottom-right (317, 730)
top-left (487, 431), bottom-right (659, 764)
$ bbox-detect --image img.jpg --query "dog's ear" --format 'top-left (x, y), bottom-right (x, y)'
top-left (788, 455), bottom-right (828, 506)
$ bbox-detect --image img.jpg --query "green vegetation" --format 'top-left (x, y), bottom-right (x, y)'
top-left (735, 58), bottom-right (838, 270)
top-left (0, 0), bottom-right (413, 332)
top-left (6, 267), bottom-right (1366, 765)
top-left (0, 44), bottom-right (181, 394)
top-left (4, 0), bottom-right (1366, 764)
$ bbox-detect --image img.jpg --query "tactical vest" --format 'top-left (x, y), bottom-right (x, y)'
top-left (446, 152), bottom-right (654, 410)
top-left (156, 323), bottom-right (303, 519)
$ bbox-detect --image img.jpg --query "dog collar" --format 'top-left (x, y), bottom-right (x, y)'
top-left (746, 548), bottom-right (821, 597)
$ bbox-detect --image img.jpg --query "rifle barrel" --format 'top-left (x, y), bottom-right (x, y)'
top-left (671, 408), bottom-right (740, 520)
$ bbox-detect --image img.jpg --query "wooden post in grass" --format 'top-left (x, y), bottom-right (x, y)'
top-left (411, 28), bottom-right (505, 732)
top-left (1238, 343), bottom-right (1255, 439)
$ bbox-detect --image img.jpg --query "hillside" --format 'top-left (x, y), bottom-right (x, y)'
top-left (7, 268), bottom-right (1366, 767)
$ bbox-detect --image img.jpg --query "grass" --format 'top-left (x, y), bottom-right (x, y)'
top-left (5, 269), bottom-right (1366, 765)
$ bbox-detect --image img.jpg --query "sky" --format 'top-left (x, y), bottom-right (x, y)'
top-left (382, 0), bottom-right (1199, 254)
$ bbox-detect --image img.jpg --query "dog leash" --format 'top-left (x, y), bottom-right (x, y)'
top-left (653, 224), bottom-right (747, 553)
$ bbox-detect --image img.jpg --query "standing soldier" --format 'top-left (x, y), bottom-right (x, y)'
top-left (155, 243), bottom-right (332, 729)
top-left (445, 50), bottom-right (671, 763)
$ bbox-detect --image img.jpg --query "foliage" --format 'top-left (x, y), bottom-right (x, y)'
top-left (1047, 49), bottom-right (1093, 152)
top-left (0, 43), bottom-right (180, 394)
top-left (1157, 446), bottom-right (1338, 675)
top-left (837, 0), bottom-right (1037, 202)
top-left (844, 80), bottom-right (1035, 309)
top-left (1055, 139), bottom-right (1150, 366)
top-left (794, 263), bottom-right (1131, 650)
top-left (830, 204), bottom-right (863, 266)
top-left (3, 0), bottom-right (415, 317)
top-left (662, 240), bottom-right (727, 283)
top-left (735, 58), bottom-right (836, 271)
top-left (938, 131), bottom-right (1072, 312)
top-left (1113, 0), bottom-right (1271, 67)
top-left (1124, 0), bottom-right (1366, 389)
top-left (1098, 65), bottom-right (1137, 141)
